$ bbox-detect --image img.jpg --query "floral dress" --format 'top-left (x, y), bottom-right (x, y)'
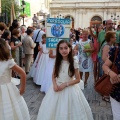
top-left (78, 39), bottom-right (93, 72)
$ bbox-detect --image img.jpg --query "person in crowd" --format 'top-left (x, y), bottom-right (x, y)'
top-left (70, 28), bottom-right (75, 38)
top-left (33, 34), bottom-right (49, 85)
top-left (73, 45), bottom-right (79, 61)
top-left (0, 22), bottom-right (7, 37)
top-left (20, 25), bottom-right (27, 66)
top-left (102, 44), bottom-right (120, 120)
top-left (101, 31), bottom-right (116, 102)
top-left (71, 34), bottom-right (79, 45)
top-left (102, 31), bottom-right (116, 62)
top-left (22, 28), bottom-right (36, 74)
top-left (0, 38), bottom-right (30, 120)
top-left (32, 25), bottom-right (45, 61)
top-left (9, 20), bottom-right (20, 39)
top-left (20, 25), bottom-right (27, 41)
top-left (89, 24), bottom-right (102, 82)
top-left (98, 19), bottom-right (119, 77)
top-left (77, 29), bottom-right (94, 87)
top-left (1, 30), bottom-right (11, 56)
top-left (75, 27), bottom-right (81, 41)
top-left (37, 40), bottom-right (93, 120)
top-left (10, 29), bottom-right (22, 66)
top-left (1, 30), bottom-right (11, 43)
top-left (32, 14), bottom-right (39, 23)
top-left (116, 25), bottom-right (120, 35)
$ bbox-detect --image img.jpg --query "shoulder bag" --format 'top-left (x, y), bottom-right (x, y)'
top-left (94, 48), bottom-right (118, 96)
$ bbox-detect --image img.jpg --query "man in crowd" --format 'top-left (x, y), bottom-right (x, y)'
top-left (33, 25), bottom-right (45, 61)
top-left (98, 19), bottom-right (120, 77)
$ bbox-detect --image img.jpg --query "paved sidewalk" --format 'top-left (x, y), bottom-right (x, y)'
top-left (23, 72), bottom-right (113, 120)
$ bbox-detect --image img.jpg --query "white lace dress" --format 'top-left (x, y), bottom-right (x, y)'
top-left (37, 60), bottom-right (93, 120)
top-left (0, 59), bottom-right (30, 120)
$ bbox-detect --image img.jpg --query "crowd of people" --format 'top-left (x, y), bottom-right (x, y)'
top-left (0, 18), bottom-right (120, 120)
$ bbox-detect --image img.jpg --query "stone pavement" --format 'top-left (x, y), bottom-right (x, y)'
top-left (23, 72), bottom-right (113, 120)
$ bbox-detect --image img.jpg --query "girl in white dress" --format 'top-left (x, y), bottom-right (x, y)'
top-left (40, 49), bottom-right (56, 93)
top-left (33, 34), bottom-right (49, 85)
top-left (0, 38), bottom-right (30, 120)
top-left (37, 40), bottom-right (93, 120)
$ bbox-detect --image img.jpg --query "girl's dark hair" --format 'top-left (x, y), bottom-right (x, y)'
top-left (0, 38), bottom-right (10, 61)
top-left (42, 34), bottom-right (46, 38)
top-left (54, 40), bottom-right (75, 77)
top-left (1, 30), bottom-right (11, 39)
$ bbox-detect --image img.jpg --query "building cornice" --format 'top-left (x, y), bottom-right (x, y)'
top-left (50, 1), bottom-right (120, 9)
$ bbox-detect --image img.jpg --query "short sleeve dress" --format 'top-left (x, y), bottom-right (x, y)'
top-left (0, 59), bottom-right (30, 120)
top-left (78, 39), bottom-right (93, 72)
top-left (37, 60), bottom-right (93, 120)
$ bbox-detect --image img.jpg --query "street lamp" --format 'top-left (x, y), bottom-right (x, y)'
top-left (21, 0), bottom-right (26, 25)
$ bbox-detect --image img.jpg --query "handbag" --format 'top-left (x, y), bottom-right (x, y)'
top-left (94, 48), bottom-right (118, 96)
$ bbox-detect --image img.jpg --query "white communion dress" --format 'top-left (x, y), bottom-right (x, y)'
top-left (0, 59), bottom-right (30, 120)
top-left (40, 49), bottom-right (56, 93)
top-left (33, 43), bottom-right (49, 85)
top-left (37, 60), bottom-right (93, 120)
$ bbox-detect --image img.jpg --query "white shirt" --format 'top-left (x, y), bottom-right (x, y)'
top-left (33, 29), bottom-right (45, 43)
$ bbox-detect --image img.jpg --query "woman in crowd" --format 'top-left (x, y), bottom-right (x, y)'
top-left (77, 29), bottom-right (94, 87)
top-left (89, 24), bottom-right (102, 82)
top-left (102, 43), bottom-right (120, 120)
top-left (101, 31), bottom-right (116, 102)
top-left (0, 22), bottom-right (7, 37)
top-left (10, 29), bottom-right (22, 66)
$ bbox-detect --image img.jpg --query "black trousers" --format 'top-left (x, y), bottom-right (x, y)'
top-left (34, 42), bottom-right (39, 61)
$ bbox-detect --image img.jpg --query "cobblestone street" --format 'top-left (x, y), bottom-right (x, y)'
top-left (23, 72), bottom-right (113, 120)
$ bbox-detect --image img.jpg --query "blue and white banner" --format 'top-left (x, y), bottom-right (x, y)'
top-left (46, 18), bottom-right (71, 48)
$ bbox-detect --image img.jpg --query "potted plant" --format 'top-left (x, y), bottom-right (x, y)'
top-left (19, 13), bottom-right (27, 18)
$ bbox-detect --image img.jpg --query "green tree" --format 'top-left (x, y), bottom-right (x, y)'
top-left (1, 0), bottom-right (20, 24)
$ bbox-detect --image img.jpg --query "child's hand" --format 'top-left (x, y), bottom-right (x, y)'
top-left (19, 88), bottom-right (25, 95)
top-left (58, 83), bottom-right (67, 91)
top-left (53, 83), bottom-right (59, 92)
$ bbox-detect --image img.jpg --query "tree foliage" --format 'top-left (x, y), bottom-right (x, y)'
top-left (1, 0), bottom-right (20, 23)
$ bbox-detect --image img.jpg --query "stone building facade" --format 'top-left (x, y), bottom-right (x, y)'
top-left (48, 0), bottom-right (120, 28)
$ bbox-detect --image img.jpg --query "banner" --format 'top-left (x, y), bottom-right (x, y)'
top-left (20, 0), bottom-right (31, 16)
top-left (46, 18), bottom-right (71, 48)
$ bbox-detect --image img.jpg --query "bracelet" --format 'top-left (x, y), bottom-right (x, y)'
top-left (66, 82), bottom-right (69, 87)
top-left (107, 69), bottom-right (111, 75)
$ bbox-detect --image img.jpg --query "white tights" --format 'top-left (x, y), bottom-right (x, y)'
top-left (110, 97), bottom-right (120, 120)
